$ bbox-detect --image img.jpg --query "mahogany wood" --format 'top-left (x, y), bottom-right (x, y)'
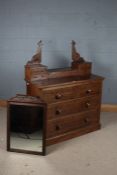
top-left (28, 78), bottom-right (102, 103)
top-left (7, 41), bottom-right (104, 155)
top-left (46, 109), bottom-right (100, 138)
top-left (46, 123), bottom-right (101, 146)
top-left (24, 41), bottom-right (104, 148)
top-left (47, 95), bottom-right (101, 119)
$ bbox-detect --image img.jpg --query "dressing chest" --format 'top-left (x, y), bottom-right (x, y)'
top-left (25, 41), bottom-right (104, 146)
top-left (7, 41), bottom-right (104, 155)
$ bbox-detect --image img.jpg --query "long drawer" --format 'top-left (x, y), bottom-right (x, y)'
top-left (47, 95), bottom-right (101, 119)
top-left (29, 82), bottom-right (102, 103)
top-left (46, 109), bottom-right (99, 138)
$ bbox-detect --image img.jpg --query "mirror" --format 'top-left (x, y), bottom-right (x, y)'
top-left (7, 99), bottom-right (46, 155)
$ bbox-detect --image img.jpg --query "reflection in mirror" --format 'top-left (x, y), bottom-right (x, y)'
top-left (9, 104), bottom-right (44, 154)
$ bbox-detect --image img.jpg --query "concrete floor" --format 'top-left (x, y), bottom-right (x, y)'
top-left (0, 107), bottom-right (117, 175)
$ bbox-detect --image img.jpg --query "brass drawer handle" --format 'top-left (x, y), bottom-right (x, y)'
top-left (86, 89), bottom-right (92, 94)
top-left (85, 102), bottom-right (91, 108)
top-left (26, 82), bottom-right (30, 86)
top-left (55, 125), bottom-right (60, 131)
top-left (55, 93), bottom-right (63, 99)
top-left (56, 109), bottom-right (62, 115)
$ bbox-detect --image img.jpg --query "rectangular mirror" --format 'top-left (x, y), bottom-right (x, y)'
top-left (7, 95), bottom-right (46, 155)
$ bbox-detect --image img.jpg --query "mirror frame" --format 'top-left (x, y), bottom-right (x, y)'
top-left (7, 100), bottom-right (47, 156)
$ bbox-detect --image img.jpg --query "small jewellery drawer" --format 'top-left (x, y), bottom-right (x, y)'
top-left (40, 82), bottom-right (102, 103)
top-left (47, 95), bottom-right (101, 119)
top-left (40, 86), bottom-right (74, 103)
top-left (74, 83), bottom-right (102, 98)
top-left (46, 110), bottom-right (99, 138)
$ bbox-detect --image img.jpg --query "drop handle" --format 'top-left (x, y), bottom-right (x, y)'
top-left (55, 125), bottom-right (60, 131)
top-left (56, 109), bottom-right (62, 115)
top-left (85, 102), bottom-right (91, 108)
top-left (55, 93), bottom-right (63, 99)
top-left (86, 89), bottom-right (92, 94)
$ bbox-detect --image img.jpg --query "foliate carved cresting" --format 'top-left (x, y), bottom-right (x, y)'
top-left (72, 40), bottom-right (85, 63)
top-left (31, 40), bottom-right (43, 64)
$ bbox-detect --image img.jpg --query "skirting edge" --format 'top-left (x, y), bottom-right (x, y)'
top-left (0, 100), bottom-right (7, 107)
top-left (101, 104), bottom-right (117, 112)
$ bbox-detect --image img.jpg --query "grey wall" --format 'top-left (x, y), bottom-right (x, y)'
top-left (0, 0), bottom-right (117, 103)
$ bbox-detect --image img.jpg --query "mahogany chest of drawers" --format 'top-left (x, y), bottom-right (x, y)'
top-left (25, 40), bottom-right (104, 147)
top-left (27, 75), bottom-right (103, 146)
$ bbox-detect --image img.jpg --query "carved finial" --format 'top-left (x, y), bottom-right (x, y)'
top-left (72, 40), bottom-right (76, 46)
top-left (37, 40), bottom-right (43, 49)
top-left (71, 40), bottom-right (85, 63)
top-left (30, 40), bottom-right (43, 64)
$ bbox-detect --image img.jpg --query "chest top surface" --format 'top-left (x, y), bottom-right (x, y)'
top-left (30, 74), bottom-right (104, 88)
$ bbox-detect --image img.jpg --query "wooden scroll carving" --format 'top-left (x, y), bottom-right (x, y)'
top-left (25, 40), bottom-right (92, 82)
top-left (29, 40), bottom-right (43, 64)
top-left (72, 40), bottom-right (85, 63)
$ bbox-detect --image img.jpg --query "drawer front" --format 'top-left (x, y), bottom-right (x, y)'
top-left (47, 95), bottom-right (101, 119)
top-left (41, 82), bottom-right (102, 103)
top-left (46, 110), bottom-right (99, 138)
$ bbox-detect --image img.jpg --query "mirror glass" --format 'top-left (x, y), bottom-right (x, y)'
top-left (9, 104), bottom-right (44, 154)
